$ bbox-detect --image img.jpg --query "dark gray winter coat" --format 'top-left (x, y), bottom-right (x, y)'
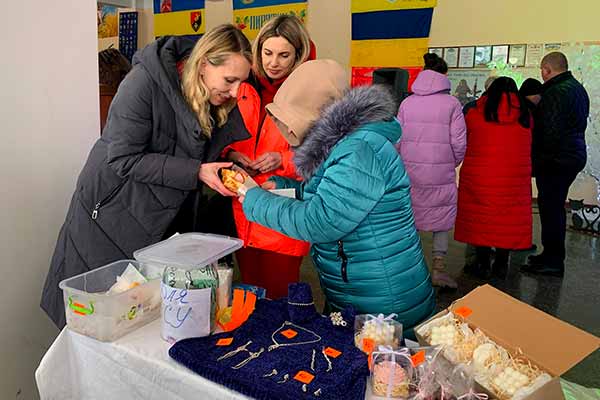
top-left (41, 36), bottom-right (250, 327)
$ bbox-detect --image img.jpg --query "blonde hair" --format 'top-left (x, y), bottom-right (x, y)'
top-left (182, 24), bottom-right (252, 137)
top-left (252, 15), bottom-right (311, 81)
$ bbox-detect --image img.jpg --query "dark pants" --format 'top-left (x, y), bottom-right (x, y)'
top-left (475, 247), bottom-right (509, 266)
top-left (535, 171), bottom-right (579, 266)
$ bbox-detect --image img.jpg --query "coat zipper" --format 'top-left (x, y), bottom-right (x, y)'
top-left (337, 240), bottom-right (349, 282)
top-left (91, 180), bottom-right (127, 220)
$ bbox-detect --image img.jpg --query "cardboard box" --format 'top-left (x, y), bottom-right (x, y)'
top-left (415, 284), bottom-right (600, 400)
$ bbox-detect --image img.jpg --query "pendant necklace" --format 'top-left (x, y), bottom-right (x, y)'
top-left (268, 321), bottom-right (322, 351)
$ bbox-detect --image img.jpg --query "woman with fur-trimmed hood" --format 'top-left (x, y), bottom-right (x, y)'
top-left (239, 60), bottom-right (435, 337)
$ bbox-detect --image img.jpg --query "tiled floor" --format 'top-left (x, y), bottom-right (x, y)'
top-left (234, 206), bottom-right (600, 387)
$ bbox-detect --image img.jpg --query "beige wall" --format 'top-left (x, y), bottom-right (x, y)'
top-left (1, 0), bottom-right (100, 398)
top-left (429, 0), bottom-right (600, 47)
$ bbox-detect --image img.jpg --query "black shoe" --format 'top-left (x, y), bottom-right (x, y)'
top-left (527, 253), bottom-right (546, 265)
top-left (520, 263), bottom-right (564, 277)
top-left (464, 262), bottom-right (491, 279)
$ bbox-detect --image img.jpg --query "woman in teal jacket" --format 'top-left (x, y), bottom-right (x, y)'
top-left (240, 60), bottom-right (435, 336)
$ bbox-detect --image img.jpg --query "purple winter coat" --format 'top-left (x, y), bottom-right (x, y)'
top-left (397, 69), bottom-right (467, 232)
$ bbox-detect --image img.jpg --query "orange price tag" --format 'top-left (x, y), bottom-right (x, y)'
top-left (362, 338), bottom-right (375, 354)
top-left (454, 306), bottom-right (473, 318)
top-left (411, 350), bottom-right (425, 367)
top-left (294, 371), bottom-right (315, 384)
top-left (216, 338), bottom-right (233, 346)
top-left (281, 329), bottom-right (298, 339)
top-left (324, 347), bottom-right (342, 358)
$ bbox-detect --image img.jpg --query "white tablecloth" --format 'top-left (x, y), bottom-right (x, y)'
top-left (36, 320), bottom-right (381, 400)
top-left (35, 320), bottom-right (248, 400)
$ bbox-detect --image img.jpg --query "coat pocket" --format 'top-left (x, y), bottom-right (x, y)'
top-left (91, 179), bottom-right (127, 220)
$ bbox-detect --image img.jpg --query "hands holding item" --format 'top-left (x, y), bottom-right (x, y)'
top-left (228, 151), bottom-right (258, 176)
top-left (227, 151), bottom-right (282, 175)
top-left (221, 168), bottom-right (246, 193)
top-left (251, 152), bottom-right (282, 173)
top-left (198, 162), bottom-right (237, 196)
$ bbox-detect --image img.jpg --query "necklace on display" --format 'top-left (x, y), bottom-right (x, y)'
top-left (268, 321), bottom-right (322, 352)
top-left (231, 347), bottom-right (264, 369)
top-left (217, 340), bottom-right (253, 361)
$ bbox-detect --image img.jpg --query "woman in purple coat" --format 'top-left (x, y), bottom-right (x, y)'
top-left (397, 53), bottom-right (467, 288)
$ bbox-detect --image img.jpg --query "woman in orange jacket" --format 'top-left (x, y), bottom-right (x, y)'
top-left (225, 15), bottom-right (314, 298)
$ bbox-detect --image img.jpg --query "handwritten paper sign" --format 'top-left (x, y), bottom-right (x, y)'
top-left (161, 282), bottom-right (211, 343)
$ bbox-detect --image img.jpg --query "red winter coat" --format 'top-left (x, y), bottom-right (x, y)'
top-left (454, 94), bottom-right (532, 250)
top-left (226, 78), bottom-right (310, 257)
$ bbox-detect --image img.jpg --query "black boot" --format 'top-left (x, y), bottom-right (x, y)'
top-left (521, 262), bottom-right (565, 277)
top-left (464, 247), bottom-right (491, 279)
top-left (527, 252), bottom-right (546, 265)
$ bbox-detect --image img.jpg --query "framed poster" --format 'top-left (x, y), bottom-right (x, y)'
top-left (492, 45), bottom-right (509, 63)
top-left (544, 43), bottom-right (562, 53)
top-left (508, 44), bottom-right (527, 66)
top-left (448, 70), bottom-right (490, 106)
top-left (458, 46), bottom-right (475, 68)
top-left (428, 47), bottom-right (444, 58)
top-left (526, 43), bottom-right (544, 67)
top-left (474, 45), bottom-right (492, 67)
top-left (443, 47), bottom-right (459, 68)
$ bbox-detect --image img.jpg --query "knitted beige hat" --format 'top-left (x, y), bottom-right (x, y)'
top-left (265, 59), bottom-right (349, 146)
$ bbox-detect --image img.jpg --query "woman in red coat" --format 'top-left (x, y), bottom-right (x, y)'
top-left (455, 77), bottom-right (532, 278)
top-left (224, 16), bottom-right (314, 298)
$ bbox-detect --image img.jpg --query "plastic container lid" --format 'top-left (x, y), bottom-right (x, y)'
top-left (133, 233), bottom-right (243, 270)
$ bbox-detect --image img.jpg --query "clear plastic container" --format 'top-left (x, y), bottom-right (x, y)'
top-left (133, 233), bottom-right (243, 343)
top-left (59, 260), bottom-right (161, 342)
top-left (133, 233), bottom-right (243, 272)
top-left (354, 313), bottom-right (403, 352)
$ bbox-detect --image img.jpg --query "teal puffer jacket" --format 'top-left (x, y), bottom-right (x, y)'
top-left (243, 85), bottom-right (435, 335)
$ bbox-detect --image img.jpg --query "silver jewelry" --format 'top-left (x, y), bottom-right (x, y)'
top-left (277, 373), bottom-right (290, 384)
top-left (231, 347), bottom-right (264, 369)
top-left (302, 384), bottom-right (308, 392)
top-left (321, 347), bottom-right (333, 372)
top-left (268, 321), bottom-right (322, 351)
top-left (310, 349), bottom-right (316, 371)
top-left (287, 300), bottom-right (315, 306)
top-left (314, 388), bottom-right (322, 397)
top-left (217, 340), bottom-right (252, 361)
top-left (330, 312), bottom-right (347, 327)
top-left (262, 369), bottom-right (278, 377)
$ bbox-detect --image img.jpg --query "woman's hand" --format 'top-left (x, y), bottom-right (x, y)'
top-left (251, 152), bottom-right (282, 173)
top-left (228, 150), bottom-right (253, 169)
top-left (261, 181), bottom-right (276, 190)
top-left (198, 162), bottom-right (237, 196)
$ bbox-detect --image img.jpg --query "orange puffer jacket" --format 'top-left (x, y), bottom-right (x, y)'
top-left (227, 80), bottom-right (310, 257)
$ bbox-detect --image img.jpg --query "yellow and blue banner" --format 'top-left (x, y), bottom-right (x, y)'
top-left (154, 0), bottom-right (205, 37)
top-left (233, 0), bottom-right (307, 40)
top-left (351, 0), bottom-right (436, 85)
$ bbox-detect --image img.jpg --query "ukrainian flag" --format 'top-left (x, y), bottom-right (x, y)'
top-left (154, 0), bottom-right (205, 37)
top-left (351, 0), bottom-right (436, 68)
top-left (233, 0), bottom-right (307, 40)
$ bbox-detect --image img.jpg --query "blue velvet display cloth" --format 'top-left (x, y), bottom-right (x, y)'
top-left (169, 283), bottom-right (369, 400)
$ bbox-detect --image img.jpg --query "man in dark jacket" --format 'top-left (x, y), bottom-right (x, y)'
top-left (522, 52), bottom-right (590, 277)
